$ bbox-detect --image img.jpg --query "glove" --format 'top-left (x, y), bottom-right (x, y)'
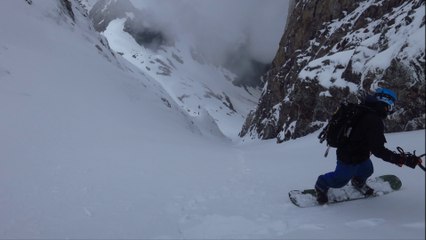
top-left (393, 147), bottom-right (423, 169)
top-left (392, 154), bottom-right (405, 167)
top-left (404, 154), bottom-right (422, 169)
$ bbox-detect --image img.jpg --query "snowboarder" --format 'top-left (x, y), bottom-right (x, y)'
top-left (315, 88), bottom-right (423, 204)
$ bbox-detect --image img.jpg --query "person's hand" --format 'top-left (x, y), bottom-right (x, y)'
top-left (395, 147), bottom-right (423, 169)
top-left (404, 155), bottom-right (422, 169)
top-left (391, 153), bottom-right (405, 167)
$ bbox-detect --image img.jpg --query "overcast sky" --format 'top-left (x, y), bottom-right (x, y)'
top-left (128, 0), bottom-right (290, 64)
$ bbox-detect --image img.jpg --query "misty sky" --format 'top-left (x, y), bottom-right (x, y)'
top-left (128, 0), bottom-right (290, 64)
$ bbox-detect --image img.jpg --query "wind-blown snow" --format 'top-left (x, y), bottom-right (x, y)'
top-left (0, 1), bottom-right (424, 239)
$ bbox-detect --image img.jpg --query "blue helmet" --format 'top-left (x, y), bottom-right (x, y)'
top-left (374, 88), bottom-right (397, 112)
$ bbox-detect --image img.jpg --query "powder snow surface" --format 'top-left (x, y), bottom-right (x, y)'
top-left (0, 1), bottom-right (424, 239)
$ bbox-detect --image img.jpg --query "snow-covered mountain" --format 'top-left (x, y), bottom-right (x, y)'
top-left (241, 0), bottom-right (425, 142)
top-left (88, 0), bottom-right (261, 140)
top-left (0, 1), bottom-right (424, 239)
top-left (0, 0), bottom-right (218, 150)
top-left (78, 0), bottom-right (96, 12)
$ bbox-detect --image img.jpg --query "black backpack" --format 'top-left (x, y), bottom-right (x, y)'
top-left (318, 102), bottom-right (368, 151)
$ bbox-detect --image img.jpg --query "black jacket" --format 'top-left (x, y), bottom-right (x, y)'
top-left (336, 98), bottom-right (400, 165)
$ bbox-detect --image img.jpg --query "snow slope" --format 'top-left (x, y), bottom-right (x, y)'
top-left (0, 1), bottom-right (424, 239)
top-left (100, 16), bottom-right (259, 140)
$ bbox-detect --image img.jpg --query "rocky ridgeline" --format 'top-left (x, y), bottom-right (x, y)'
top-left (240, 0), bottom-right (425, 142)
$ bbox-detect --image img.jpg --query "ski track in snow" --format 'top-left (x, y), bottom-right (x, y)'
top-left (159, 132), bottom-right (425, 239)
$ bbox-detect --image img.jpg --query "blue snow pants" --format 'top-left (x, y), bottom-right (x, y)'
top-left (315, 159), bottom-right (374, 192)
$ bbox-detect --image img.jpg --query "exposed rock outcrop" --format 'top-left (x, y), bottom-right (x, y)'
top-left (241, 0), bottom-right (425, 142)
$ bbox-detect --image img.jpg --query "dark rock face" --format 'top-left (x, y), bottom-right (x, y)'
top-left (240, 0), bottom-right (425, 142)
top-left (60, 0), bottom-right (75, 22)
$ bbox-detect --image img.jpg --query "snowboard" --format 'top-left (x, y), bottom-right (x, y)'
top-left (289, 175), bottom-right (402, 208)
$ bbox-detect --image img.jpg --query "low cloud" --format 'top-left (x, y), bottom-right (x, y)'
top-left (130, 0), bottom-right (289, 64)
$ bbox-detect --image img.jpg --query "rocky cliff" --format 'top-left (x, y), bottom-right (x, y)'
top-left (240, 0), bottom-right (425, 142)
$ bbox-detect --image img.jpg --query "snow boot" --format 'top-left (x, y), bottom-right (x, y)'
top-left (315, 185), bottom-right (328, 204)
top-left (351, 177), bottom-right (374, 196)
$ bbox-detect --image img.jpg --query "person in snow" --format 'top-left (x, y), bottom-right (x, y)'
top-left (315, 88), bottom-right (423, 204)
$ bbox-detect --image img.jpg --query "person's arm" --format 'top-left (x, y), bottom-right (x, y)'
top-left (366, 116), bottom-right (401, 165)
